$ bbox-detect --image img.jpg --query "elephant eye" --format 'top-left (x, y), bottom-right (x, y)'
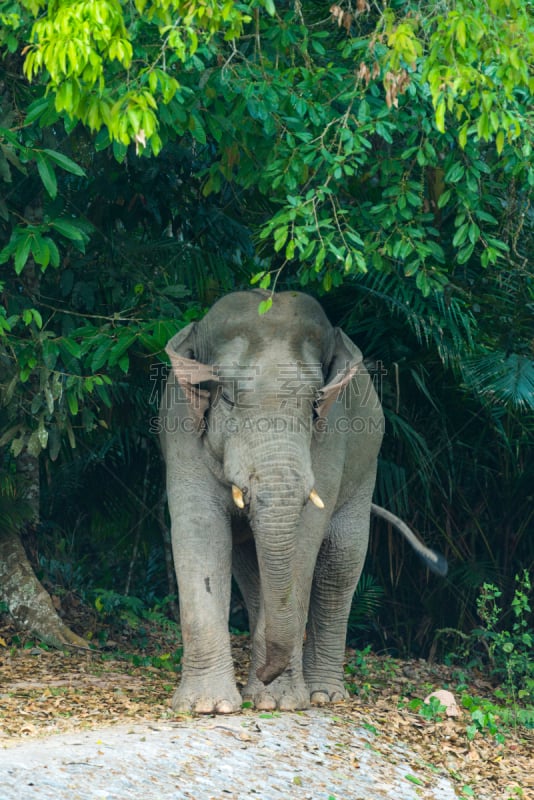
top-left (219, 389), bottom-right (235, 408)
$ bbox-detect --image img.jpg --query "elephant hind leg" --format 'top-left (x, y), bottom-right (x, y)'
top-left (232, 538), bottom-right (260, 636)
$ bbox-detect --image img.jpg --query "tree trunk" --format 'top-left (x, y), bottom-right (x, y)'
top-left (0, 447), bottom-right (89, 649)
top-left (0, 528), bottom-right (88, 648)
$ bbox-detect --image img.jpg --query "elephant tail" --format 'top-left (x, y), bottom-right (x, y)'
top-left (371, 503), bottom-right (448, 577)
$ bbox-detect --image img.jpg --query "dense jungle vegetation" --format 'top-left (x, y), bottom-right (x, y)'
top-left (0, 0), bottom-right (532, 697)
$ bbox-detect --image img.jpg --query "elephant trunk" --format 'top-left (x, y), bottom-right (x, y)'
top-left (224, 425), bottom-right (317, 684)
top-left (253, 509), bottom-right (301, 684)
top-left (245, 446), bottom-right (312, 685)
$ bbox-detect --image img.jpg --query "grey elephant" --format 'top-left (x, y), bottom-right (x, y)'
top-left (159, 290), bottom-right (446, 714)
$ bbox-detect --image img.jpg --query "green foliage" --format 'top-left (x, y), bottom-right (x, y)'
top-left (438, 573), bottom-right (533, 707)
top-left (2, 0), bottom-right (531, 288)
top-left (0, 0), bottom-right (532, 665)
top-left (19, 0), bottom-right (271, 155)
top-left (474, 572), bottom-right (534, 703)
top-left (91, 588), bottom-right (181, 659)
top-left (423, 0), bottom-right (534, 145)
top-left (462, 695), bottom-right (506, 743)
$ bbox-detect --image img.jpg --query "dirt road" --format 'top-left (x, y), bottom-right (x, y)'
top-left (0, 711), bottom-right (457, 800)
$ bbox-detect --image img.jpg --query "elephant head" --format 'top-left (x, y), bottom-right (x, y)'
top-left (164, 291), bottom-right (362, 683)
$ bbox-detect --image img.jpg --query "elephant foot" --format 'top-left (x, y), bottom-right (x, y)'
top-left (307, 680), bottom-right (348, 706)
top-left (172, 677), bottom-right (242, 715)
top-left (243, 674), bottom-right (310, 711)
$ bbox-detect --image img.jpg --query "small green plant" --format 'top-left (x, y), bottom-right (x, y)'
top-left (399, 696), bottom-right (447, 722)
top-left (344, 645), bottom-right (374, 696)
top-left (462, 695), bottom-right (506, 744)
top-left (344, 645), bottom-right (372, 677)
top-left (93, 589), bottom-right (179, 630)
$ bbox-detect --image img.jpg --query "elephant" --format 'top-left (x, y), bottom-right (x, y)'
top-left (159, 290), bottom-right (447, 714)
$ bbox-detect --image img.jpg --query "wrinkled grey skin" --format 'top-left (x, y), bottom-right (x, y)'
top-left (159, 291), bottom-right (446, 714)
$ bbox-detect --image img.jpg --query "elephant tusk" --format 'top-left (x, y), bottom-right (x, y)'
top-left (232, 484), bottom-right (245, 509)
top-left (309, 488), bottom-right (325, 509)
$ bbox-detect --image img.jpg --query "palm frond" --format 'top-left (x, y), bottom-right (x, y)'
top-left (383, 408), bottom-right (437, 493)
top-left (347, 572), bottom-right (384, 636)
top-left (334, 270), bottom-right (476, 366)
top-left (374, 458), bottom-right (410, 516)
top-left (0, 469), bottom-right (32, 534)
top-left (462, 351), bottom-right (534, 410)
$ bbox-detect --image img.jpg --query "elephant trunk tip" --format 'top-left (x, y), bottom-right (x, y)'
top-left (256, 641), bottom-right (291, 686)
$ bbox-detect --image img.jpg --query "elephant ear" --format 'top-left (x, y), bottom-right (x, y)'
top-left (165, 324), bottom-right (219, 428)
top-left (315, 328), bottom-right (363, 419)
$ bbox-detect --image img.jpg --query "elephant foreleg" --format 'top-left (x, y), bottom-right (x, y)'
top-left (170, 495), bottom-right (241, 714)
top-left (303, 492), bottom-right (372, 705)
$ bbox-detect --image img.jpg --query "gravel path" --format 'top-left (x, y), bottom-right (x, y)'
top-left (0, 710), bottom-right (457, 800)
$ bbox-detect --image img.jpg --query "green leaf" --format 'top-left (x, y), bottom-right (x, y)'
top-left (11, 436), bottom-right (25, 458)
top-left (25, 96), bottom-right (54, 125)
top-left (45, 237), bottom-right (60, 267)
top-left (445, 162), bottom-right (465, 184)
top-left (435, 98), bottom-right (446, 133)
top-left (14, 235), bottom-right (32, 275)
top-left (59, 338), bottom-right (82, 359)
top-left (31, 233), bottom-right (50, 269)
top-left (35, 152), bottom-right (57, 198)
top-left (188, 112), bottom-right (206, 144)
top-left (405, 774), bottom-right (425, 786)
top-left (259, 273), bottom-right (271, 290)
top-left (453, 223), bottom-right (469, 248)
top-left (416, 271), bottom-right (431, 297)
top-left (92, 341), bottom-right (112, 371)
top-left (457, 242), bottom-right (475, 264)
top-left (108, 333), bottom-right (137, 367)
top-left (273, 226), bottom-right (288, 252)
top-left (42, 148), bottom-right (86, 177)
top-left (51, 218), bottom-right (86, 241)
top-left (67, 392), bottom-right (79, 416)
top-left (258, 298), bottom-right (273, 315)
